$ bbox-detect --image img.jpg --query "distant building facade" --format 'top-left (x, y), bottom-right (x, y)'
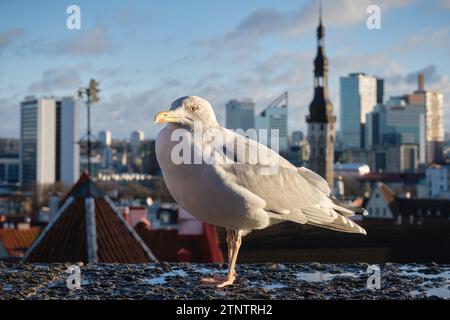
top-left (98, 130), bottom-right (112, 147)
top-left (290, 131), bottom-right (304, 147)
top-left (20, 97), bottom-right (57, 186)
top-left (130, 130), bottom-right (144, 155)
top-left (56, 97), bottom-right (80, 185)
top-left (365, 96), bottom-right (426, 172)
top-left (365, 182), bottom-right (450, 225)
top-left (255, 93), bottom-right (288, 152)
top-left (225, 99), bottom-right (255, 131)
top-left (0, 155), bottom-right (19, 184)
top-left (425, 163), bottom-right (450, 199)
top-left (340, 73), bottom-right (379, 149)
top-left (406, 73), bottom-right (444, 163)
top-left (20, 96), bottom-right (80, 186)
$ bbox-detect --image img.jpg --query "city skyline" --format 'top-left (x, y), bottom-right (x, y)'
top-left (1, 0), bottom-right (450, 139)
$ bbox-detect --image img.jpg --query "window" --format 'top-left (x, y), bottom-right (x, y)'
top-left (383, 208), bottom-right (386, 216)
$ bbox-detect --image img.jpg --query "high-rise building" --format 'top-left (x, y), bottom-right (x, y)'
top-left (340, 73), bottom-right (378, 148)
top-left (98, 130), bottom-right (112, 147)
top-left (407, 73), bottom-right (444, 163)
top-left (20, 97), bottom-right (56, 186)
top-left (290, 131), bottom-right (304, 147)
top-left (131, 130), bottom-right (144, 146)
top-left (20, 96), bottom-right (80, 186)
top-left (306, 6), bottom-right (335, 186)
top-left (255, 92), bottom-right (288, 152)
top-left (225, 99), bottom-right (255, 131)
top-left (365, 97), bottom-right (426, 166)
top-left (0, 156), bottom-right (19, 183)
top-left (56, 97), bottom-right (80, 185)
top-left (130, 130), bottom-right (144, 155)
top-left (376, 78), bottom-right (384, 104)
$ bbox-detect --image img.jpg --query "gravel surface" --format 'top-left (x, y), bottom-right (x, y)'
top-left (1, 262), bottom-right (449, 300)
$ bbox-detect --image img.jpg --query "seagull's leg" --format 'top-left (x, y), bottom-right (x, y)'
top-left (200, 228), bottom-right (234, 284)
top-left (216, 229), bottom-right (242, 288)
top-left (226, 228), bottom-right (233, 266)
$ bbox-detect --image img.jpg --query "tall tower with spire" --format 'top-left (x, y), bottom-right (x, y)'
top-left (306, 2), bottom-right (336, 187)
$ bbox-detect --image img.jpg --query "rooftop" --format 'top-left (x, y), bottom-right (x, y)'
top-left (24, 172), bottom-right (156, 263)
top-left (1, 262), bottom-right (449, 300)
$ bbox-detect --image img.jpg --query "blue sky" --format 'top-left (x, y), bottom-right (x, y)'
top-left (1, 0), bottom-right (449, 139)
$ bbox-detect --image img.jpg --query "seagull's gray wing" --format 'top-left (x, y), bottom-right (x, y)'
top-left (215, 129), bottom-right (366, 234)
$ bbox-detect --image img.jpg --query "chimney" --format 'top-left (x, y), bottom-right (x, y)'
top-left (418, 73), bottom-right (425, 92)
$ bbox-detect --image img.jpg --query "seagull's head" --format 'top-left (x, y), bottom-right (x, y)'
top-left (154, 96), bottom-right (219, 130)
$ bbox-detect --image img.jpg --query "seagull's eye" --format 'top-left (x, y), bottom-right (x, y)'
top-left (190, 105), bottom-right (198, 113)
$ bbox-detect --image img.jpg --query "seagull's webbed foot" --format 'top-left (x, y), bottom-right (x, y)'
top-left (200, 276), bottom-right (226, 285)
top-left (201, 228), bottom-right (242, 289)
top-left (200, 271), bottom-right (236, 286)
top-left (215, 274), bottom-right (236, 288)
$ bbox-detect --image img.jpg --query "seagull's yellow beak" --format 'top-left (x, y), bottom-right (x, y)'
top-left (154, 110), bottom-right (178, 124)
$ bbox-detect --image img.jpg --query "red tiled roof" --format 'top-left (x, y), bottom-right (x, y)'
top-left (135, 222), bottom-right (224, 263)
top-left (135, 225), bottom-right (178, 262)
top-left (0, 227), bottom-right (41, 257)
top-left (24, 173), bottom-right (156, 263)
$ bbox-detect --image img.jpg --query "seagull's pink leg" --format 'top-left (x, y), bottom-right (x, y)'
top-left (201, 228), bottom-right (237, 285)
top-left (216, 230), bottom-right (242, 288)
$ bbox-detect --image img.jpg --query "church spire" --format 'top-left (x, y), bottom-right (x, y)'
top-left (307, 0), bottom-right (334, 124)
top-left (305, 0), bottom-right (336, 187)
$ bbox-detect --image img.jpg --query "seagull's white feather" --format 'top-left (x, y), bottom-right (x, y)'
top-left (155, 96), bottom-right (366, 236)
top-left (217, 128), bottom-right (364, 234)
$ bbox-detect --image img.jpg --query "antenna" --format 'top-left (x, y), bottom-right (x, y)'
top-left (78, 79), bottom-right (100, 175)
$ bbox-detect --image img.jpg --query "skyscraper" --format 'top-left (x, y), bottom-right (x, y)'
top-left (340, 73), bottom-right (378, 148)
top-left (365, 97), bottom-right (426, 171)
top-left (255, 92), bottom-right (288, 152)
top-left (225, 99), bottom-right (255, 131)
top-left (98, 130), bottom-right (112, 147)
top-left (20, 97), bottom-right (56, 186)
top-left (407, 73), bottom-right (444, 163)
top-left (20, 96), bottom-right (80, 186)
top-left (131, 130), bottom-right (144, 145)
top-left (306, 5), bottom-right (335, 186)
top-left (130, 130), bottom-right (145, 155)
top-left (56, 97), bottom-right (80, 185)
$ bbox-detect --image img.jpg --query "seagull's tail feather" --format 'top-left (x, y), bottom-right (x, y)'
top-left (330, 197), bottom-right (368, 217)
top-left (302, 205), bottom-right (367, 235)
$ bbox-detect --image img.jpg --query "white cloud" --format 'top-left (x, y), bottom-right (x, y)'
top-left (201, 0), bottom-right (414, 55)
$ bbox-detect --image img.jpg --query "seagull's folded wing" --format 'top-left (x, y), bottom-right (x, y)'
top-left (215, 129), bottom-right (366, 234)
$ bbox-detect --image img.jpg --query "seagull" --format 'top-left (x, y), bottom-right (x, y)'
top-left (155, 96), bottom-right (367, 288)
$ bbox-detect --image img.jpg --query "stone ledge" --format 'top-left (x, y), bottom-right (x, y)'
top-left (1, 262), bottom-right (449, 300)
